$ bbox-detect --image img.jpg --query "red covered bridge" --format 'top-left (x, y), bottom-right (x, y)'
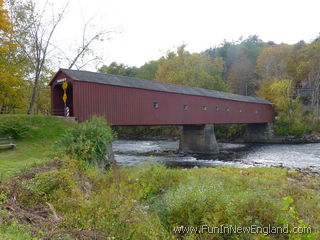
top-left (49, 69), bottom-right (275, 153)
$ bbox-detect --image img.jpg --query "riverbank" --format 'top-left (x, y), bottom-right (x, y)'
top-left (1, 160), bottom-right (320, 239)
top-left (232, 134), bottom-right (320, 144)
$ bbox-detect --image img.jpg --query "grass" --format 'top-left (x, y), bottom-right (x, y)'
top-left (0, 115), bottom-right (75, 180)
top-left (1, 161), bottom-right (319, 239)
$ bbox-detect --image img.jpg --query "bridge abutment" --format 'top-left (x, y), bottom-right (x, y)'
top-left (243, 123), bottom-right (274, 142)
top-left (179, 124), bottom-right (219, 153)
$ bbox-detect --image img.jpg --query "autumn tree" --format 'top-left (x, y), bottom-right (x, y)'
top-left (6, 0), bottom-right (68, 114)
top-left (0, 0), bottom-right (24, 112)
top-left (155, 45), bottom-right (227, 91)
top-left (226, 49), bottom-right (255, 95)
top-left (256, 44), bottom-right (293, 80)
top-left (288, 39), bottom-right (320, 115)
top-left (205, 36), bottom-right (266, 95)
top-left (257, 79), bottom-right (309, 136)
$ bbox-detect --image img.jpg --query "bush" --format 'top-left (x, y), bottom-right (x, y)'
top-left (215, 124), bottom-right (245, 140)
top-left (274, 115), bottom-right (310, 137)
top-left (0, 117), bottom-right (30, 139)
top-left (57, 116), bottom-right (113, 166)
top-left (154, 168), bottom-right (319, 239)
top-left (20, 169), bottom-right (76, 204)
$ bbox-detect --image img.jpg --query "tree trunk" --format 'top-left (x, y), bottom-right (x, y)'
top-left (28, 73), bottom-right (40, 115)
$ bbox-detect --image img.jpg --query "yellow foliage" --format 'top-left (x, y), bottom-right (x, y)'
top-left (155, 45), bottom-right (227, 91)
top-left (0, 0), bottom-right (24, 111)
top-left (0, 0), bottom-right (10, 32)
top-left (257, 79), bottom-right (301, 119)
top-left (256, 44), bottom-right (293, 80)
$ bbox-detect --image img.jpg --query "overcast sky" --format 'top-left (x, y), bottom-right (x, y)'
top-left (45, 0), bottom-right (320, 68)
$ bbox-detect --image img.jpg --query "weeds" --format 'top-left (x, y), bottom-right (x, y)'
top-left (1, 162), bottom-right (319, 239)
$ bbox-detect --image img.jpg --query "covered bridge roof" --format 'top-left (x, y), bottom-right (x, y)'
top-left (52, 68), bottom-right (271, 105)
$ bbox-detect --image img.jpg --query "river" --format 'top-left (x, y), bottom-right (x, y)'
top-left (113, 140), bottom-right (320, 171)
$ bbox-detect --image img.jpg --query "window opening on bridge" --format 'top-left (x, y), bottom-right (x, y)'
top-left (153, 102), bottom-right (159, 109)
top-left (226, 107), bottom-right (230, 112)
top-left (183, 104), bottom-right (189, 111)
top-left (240, 109), bottom-right (243, 112)
top-left (202, 106), bottom-right (208, 111)
top-left (255, 110), bottom-right (259, 114)
top-left (215, 106), bottom-right (219, 111)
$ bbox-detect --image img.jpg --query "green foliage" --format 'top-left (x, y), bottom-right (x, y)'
top-left (153, 167), bottom-right (320, 239)
top-left (0, 0), bottom-right (25, 111)
top-left (281, 196), bottom-right (317, 240)
top-left (3, 160), bottom-right (320, 239)
top-left (0, 222), bottom-right (33, 240)
top-left (274, 115), bottom-right (310, 137)
top-left (156, 44), bottom-right (228, 92)
top-left (114, 125), bottom-right (181, 138)
top-left (57, 116), bottom-right (113, 166)
top-left (135, 60), bottom-right (159, 80)
top-left (0, 115), bottom-right (75, 180)
top-left (98, 62), bottom-right (138, 77)
top-left (0, 116), bottom-right (30, 139)
top-left (20, 169), bottom-right (76, 204)
top-left (257, 79), bottom-right (311, 137)
top-left (215, 124), bottom-right (245, 140)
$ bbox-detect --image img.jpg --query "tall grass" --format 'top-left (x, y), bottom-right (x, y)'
top-left (5, 162), bottom-right (319, 239)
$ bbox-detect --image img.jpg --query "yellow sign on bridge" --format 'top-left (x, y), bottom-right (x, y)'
top-left (62, 81), bottom-right (68, 104)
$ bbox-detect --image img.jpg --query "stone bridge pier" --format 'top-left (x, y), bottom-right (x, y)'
top-left (179, 123), bottom-right (274, 154)
top-left (242, 123), bottom-right (274, 143)
top-left (179, 124), bottom-right (219, 154)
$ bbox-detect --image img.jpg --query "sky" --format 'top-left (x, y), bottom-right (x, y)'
top-left (40, 0), bottom-right (320, 68)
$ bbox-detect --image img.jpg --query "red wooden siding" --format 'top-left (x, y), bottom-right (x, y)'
top-left (71, 81), bottom-right (274, 125)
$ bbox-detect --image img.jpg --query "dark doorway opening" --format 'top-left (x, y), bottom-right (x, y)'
top-left (52, 82), bottom-right (74, 116)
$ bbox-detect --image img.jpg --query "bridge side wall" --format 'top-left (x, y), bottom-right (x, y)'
top-left (67, 80), bottom-right (274, 125)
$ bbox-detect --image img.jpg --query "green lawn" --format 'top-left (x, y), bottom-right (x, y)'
top-left (0, 115), bottom-right (74, 180)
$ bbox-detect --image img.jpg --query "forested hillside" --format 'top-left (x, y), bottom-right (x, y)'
top-left (100, 36), bottom-right (320, 137)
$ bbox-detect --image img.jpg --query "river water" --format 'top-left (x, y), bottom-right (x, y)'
top-left (113, 140), bottom-right (320, 171)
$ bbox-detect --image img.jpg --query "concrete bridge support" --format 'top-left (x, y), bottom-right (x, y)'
top-left (243, 123), bottom-right (274, 143)
top-left (179, 124), bottom-right (219, 153)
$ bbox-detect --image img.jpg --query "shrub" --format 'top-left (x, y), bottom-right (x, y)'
top-left (274, 115), bottom-right (310, 137)
top-left (57, 116), bottom-right (113, 166)
top-left (0, 117), bottom-right (30, 139)
top-left (215, 124), bottom-right (245, 140)
top-left (20, 169), bottom-right (76, 204)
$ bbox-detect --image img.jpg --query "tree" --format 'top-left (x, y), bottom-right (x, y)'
top-left (135, 60), bottom-right (159, 80)
top-left (257, 79), bottom-right (309, 136)
top-left (204, 36), bottom-right (266, 96)
top-left (7, 0), bottom-right (110, 114)
top-left (53, 16), bottom-right (113, 70)
top-left (256, 44), bottom-right (293, 80)
top-left (7, 0), bottom-right (68, 114)
top-left (0, 0), bottom-right (24, 112)
top-left (226, 49), bottom-right (254, 95)
top-left (287, 39), bottom-right (320, 116)
top-left (155, 45), bottom-right (227, 91)
top-left (98, 62), bottom-right (138, 77)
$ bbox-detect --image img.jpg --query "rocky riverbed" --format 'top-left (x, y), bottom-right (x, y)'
top-left (112, 139), bottom-right (320, 171)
